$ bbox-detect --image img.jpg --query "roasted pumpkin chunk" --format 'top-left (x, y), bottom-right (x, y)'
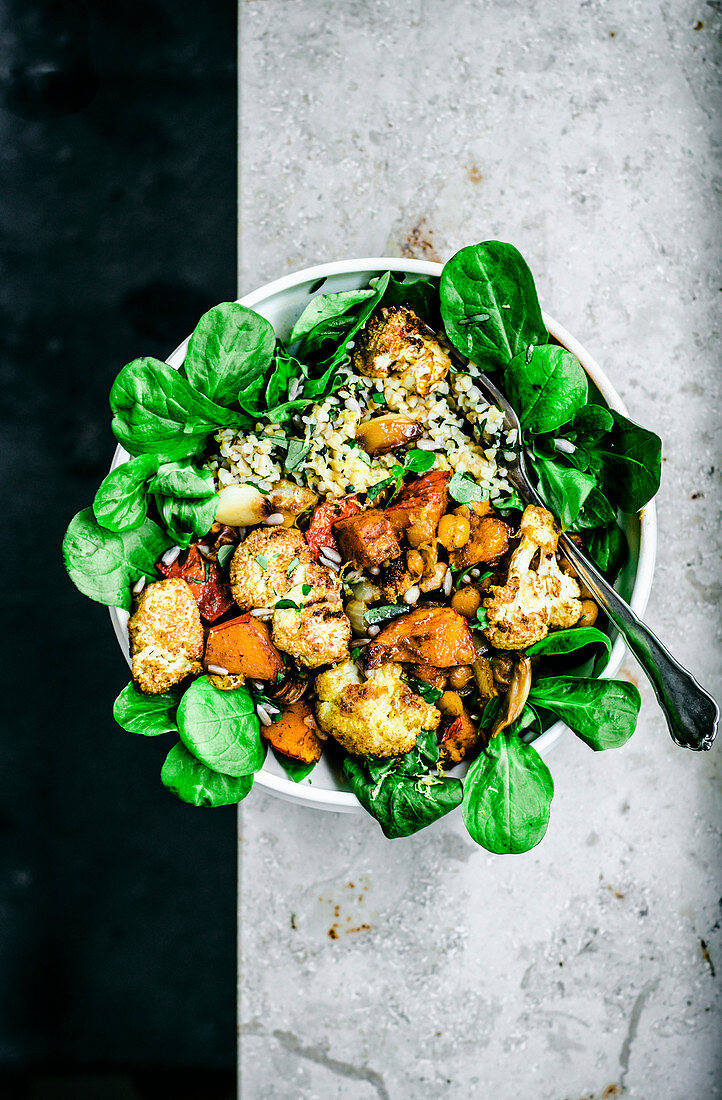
top-left (439, 707), bottom-right (481, 767)
top-left (203, 613), bottom-right (285, 680)
top-left (449, 515), bottom-right (512, 570)
top-left (386, 470), bottom-right (450, 540)
top-left (334, 509), bottom-right (401, 568)
top-left (262, 699), bottom-right (323, 765)
top-left (365, 606), bottom-right (477, 669)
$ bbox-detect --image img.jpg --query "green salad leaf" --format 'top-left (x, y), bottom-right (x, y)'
top-left (528, 676), bottom-right (641, 751)
top-left (344, 730), bottom-right (463, 839)
top-left (525, 626), bottom-right (612, 664)
top-left (161, 742), bottom-right (254, 807)
top-left (177, 677), bottom-right (266, 777)
top-left (272, 747), bottom-right (317, 783)
top-left (533, 452), bottom-right (596, 529)
top-left (182, 302), bottom-right (276, 409)
top-left (110, 357), bottom-right (248, 460)
top-left (113, 681), bottom-right (183, 736)
top-left (584, 411), bottom-right (662, 513)
top-left (448, 471), bottom-right (490, 505)
top-left (505, 344), bottom-right (588, 435)
top-left (440, 241), bottom-right (548, 370)
top-left (93, 455), bottom-right (160, 532)
top-left (462, 732), bottom-right (554, 854)
top-left (63, 509), bottom-right (170, 610)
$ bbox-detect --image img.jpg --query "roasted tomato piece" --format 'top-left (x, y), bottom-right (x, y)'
top-left (305, 494), bottom-right (361, 559)
top-left (365, 606), bottom-right (477, 669)
top-left (334, 509), bottom-right (401, 568)
top-left (156, 544), bottom-right (234, 622)
top-left (449, 515), bottom-right (512, 571)
top-left (386, 470), bottom-right (450, 540)
top-left (203, 613), bottom-right (285, 680)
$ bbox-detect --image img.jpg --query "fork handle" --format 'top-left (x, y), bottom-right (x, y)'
top-left (557, 532), bottom-right (718, 750)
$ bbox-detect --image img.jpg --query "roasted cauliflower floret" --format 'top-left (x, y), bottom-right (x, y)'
top-left (272, 601), bottom-right (351, 669)
top-left (128, 577), bottom-right (203, 694)
top-left (483, 505), bottom-right (582, 650)
top-left (352, 306), bottom-right (451, 396)
top-left (315, 660), bottom-right (440, 757)
top-left (230, 527), bottom-right (340, 611)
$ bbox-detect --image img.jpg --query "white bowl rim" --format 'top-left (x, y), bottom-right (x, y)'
top-left (108, 256), bottom-right (657, 813)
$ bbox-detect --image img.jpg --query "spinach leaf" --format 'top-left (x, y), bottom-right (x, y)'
top-left (161, 742), bottom-right (254, 807)
top-left (380, 273), bottom-right (440, 327)
top-left (462, 732), bottom-right (554, 854)
top-left (505, 345), bottom-right (588, 435)
top-left (567, 485), bottom-right (617, 532)
top-left (272, 747), bottom-right (316, 783)
top-left (93, 455), bottom-right (160, 532)
top-left (528, 676), bottom-right (641, 751)
top-left (265, 351), bottom-right (304, 409)
top-left (177, 677), bottom-right (266, 777)
top-left (150, 460), bottom-right (218, 546)
top-left (525, 626), bottom-right (612, 663)
top-left (440, 242), bottom-right (547, 370)
top-left (110, 357), bottom-right (248, 460)
top-left (570, 403), bottom-right (614, 443)
top-left (63, 509), bottom-right (170, 610)
top-left (584, 411), bottom-right (662, 513)
top-left (405, 676), bottom-right (443, 705)
top-left (586, 523), bottom-right (628, 578)
top-left (113, 681), bottom-right (182, 736)
top-left (533, 452), bottom-right (596, 529)
top-left (344, 730), bottom-right (463, 839)
top-left (182, 302), bottom-right (276, 409)
top-left (289, 288), bottom-right (377, 347)
top-left (493, 490), bottom-right (524, 514)
top-left (403, 449), bottom-right (436, 474)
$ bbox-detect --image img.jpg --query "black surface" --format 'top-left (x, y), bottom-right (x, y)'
top-left (0, 0), bottom-right (237, 1084)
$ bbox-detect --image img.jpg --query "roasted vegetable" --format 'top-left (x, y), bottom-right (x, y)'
top-left (156, 543), bottom-right (234, 622)
top-left (215, 482), bottom-right (270, 526)
top-left (365, 606), bottom-right (477, 669)
top-left (334, 509), bottom-right (401, 568)
top-left (484, 505), bottom-right (582, 650)
top-left (305, 494), bottom-right (361, 559)
top-left (386, 470), bottom-right (450, 541)
top-left (230, 527), bottom-right (340, 612)
top-left (355, 414), bottom-right (422, 456)
top-left (203, 614), bottom-right (285, 680)
top-left (439, 706), bottom-right (481, 766)
top-left (315, 660), bottom-right (440, 757)
top-left (449, 514), bottom-right (512, 571)
top-left (272, 600), bottom-right (351, 668)
top-left (262, 699), bottom-right (323, 764)
top-left (351, 305), bottom-right (451, 396)
top-left (491, 656), bottom-right (532, 737)
top-left (129, 578), bottom-right (204, 694)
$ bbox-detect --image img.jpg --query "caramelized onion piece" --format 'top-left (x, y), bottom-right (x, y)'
top-left (491, 656), bottom-right (532, 737)
top-left (355, 414), bottom-right (423, 456)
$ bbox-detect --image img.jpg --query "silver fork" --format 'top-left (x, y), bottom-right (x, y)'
top-left (439, 338), bottom-right (718, 752)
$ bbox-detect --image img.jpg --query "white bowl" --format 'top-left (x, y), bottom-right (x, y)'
top-left (109, 258), bottom-right (657, 814)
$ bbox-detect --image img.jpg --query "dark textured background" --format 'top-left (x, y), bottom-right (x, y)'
top-left (0, 2), bottom-right (237, 1096)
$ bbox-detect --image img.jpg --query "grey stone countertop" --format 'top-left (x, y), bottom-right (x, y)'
top-left (238, 2), bottom-right (721, 1096)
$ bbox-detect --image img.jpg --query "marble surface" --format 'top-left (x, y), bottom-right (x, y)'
top-left (238, 1), bottom-right (721, 1096)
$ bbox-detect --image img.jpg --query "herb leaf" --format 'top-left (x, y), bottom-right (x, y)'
top-left (448, 472), bottom-right (489, 505)
top-left (462, 732), bottom-right (554, 853)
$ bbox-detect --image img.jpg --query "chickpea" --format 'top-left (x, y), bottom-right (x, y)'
top-left (438, 513), bottom-right (471, 551)
top-left (407, 523), bottom-right (427, 548)
top-left (577, 598), bottom-right (598, 627)
top-left (451, 586), bottom-right (481, 618)
top-left (448, 665), bottom-right (473, 691)
top-left (439, 691), bottom-right (464, 717)
top-left (406, 549), bottom-right (424, 577)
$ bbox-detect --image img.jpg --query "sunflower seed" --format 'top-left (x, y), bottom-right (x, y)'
top-left (443, 569), bottom-right (453, 597)
top-left (319, 554), bottom-right (340, 572)
top-left (368, 625), bottom-right (381, 637)
top-left (416, 439), bottom-right (437, 451)
top-left (470, 568), bottom-right (481, 579)
top-left (321, 545), bottom-right (343, 564)
top-left (250, 607), bottom-right (273, 619)
top-left (256, 704), bottom-right (272, 726)
top-left (197, 543), bottom-right (211, 557)
top-left (207, 664), bottom-right (229, 676)
top-left (161, 545), bottom-right (181, 566)
top-left (132, 575), bottom-right (147, 595)
top-left (263, 513), bottom-right (285, 526)
top-left (403, 585), bottom-right (420, 605)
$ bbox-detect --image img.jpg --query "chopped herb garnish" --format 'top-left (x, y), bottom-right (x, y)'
top-left (286, 556), bottom-right (300, 576)
top-left (448, 472), bottom-right (489, 505)
top-left (406, 676), bottom-right (443, 705)
top-left (285, 438), bottom-right (311, 472)
top-left (493, 490), bottom-right (524, 514)
top-left (246, 480), bottom-right (270, 495)
top-left (275, 598), bottom-right (300, 610)
top-left (367, 477), bottom-right (394, 502)
top-left (301, 583), bottom-right (312, 596)
top-left (475, 607), bottom-right (489, 630)
top-left (371, 391), bottom-right (387, 406)
top-left (350, 646), bottom-right (362, 662)
top-left (364, 604), bottom-right (410, 627)
top-left (216, 543), bottom-right (235, 569)
top-left (256, 554), bottom-right (269, 570)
